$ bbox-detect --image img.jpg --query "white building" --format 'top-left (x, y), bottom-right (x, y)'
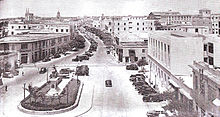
top-left (211, 14), bottom-right (220, 35)
top-left (203, 34), bottom-right (220, 68)
top-left (116, 33), bottom-right (148, 63)
top-left (148, 31), bottom-right (203, 97)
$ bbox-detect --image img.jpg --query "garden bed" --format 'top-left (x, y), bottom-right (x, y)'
top-left (21, 79), bottom-right (80, 111)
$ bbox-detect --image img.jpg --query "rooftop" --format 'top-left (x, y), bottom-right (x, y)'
top-left (150, 31), bottom-right (202, 39)
top-left (190, 61), bottom-right (220, 86)
top-left (0, 33), bottom-right (69, 43)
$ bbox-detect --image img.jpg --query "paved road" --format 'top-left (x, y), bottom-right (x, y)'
top-left (0, 31), bottom-right (164, 117)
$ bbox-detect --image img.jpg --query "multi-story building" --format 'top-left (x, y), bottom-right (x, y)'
top-left (0, 33), bottom-right (71, 64)
top-left (190, 61), bottom-right (220, 117)
top-left (148, 11), bottom-right (193, 25)
top-left (192, 9), bottom-right (212, 34)
top-left (162, 25), bottom-right (209, 35)
top-left (116, 33), bottom-right (148, 63)
top-left (147, 31), bottom-right (204, 112)
top-left (203, 34), bottom-right (220, 68)
top-left (211, 14), bottom-right (220, 35)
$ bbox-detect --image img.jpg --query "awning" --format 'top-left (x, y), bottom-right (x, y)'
top-left (179, 88), bottom-right (193, 100)
top-left (169, 79), bottom-right (180, 88)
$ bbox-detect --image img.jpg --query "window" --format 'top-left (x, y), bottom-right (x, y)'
top-left (11, 32), bottom-right (14, 35)
top-left (204, 44), bottom-right (207, 51)
top-left (61, 29), bottom-right (64, 32)
top-left (137, 28), bottom-right (139, 30)
top-left (24, 26), bottom-right (26, 28)
top-left (118, 28), bottom-right (120, 31)
top-left (118, 23), bottom-right (120, 25)
top-left (109, 22), bottom-right (111, 25)
top-left (195, 28), bottom-right (198, 32)
top-left (142, 28), bottom-right (144, 30)
top-left (208, 43), bottom-right (214, 53)
top-left (66, 29), bottom-right (69, 32)
top-left (209, 56), bottom-right (214, 65)
top-left (129, 22), bottom-right (132, 24)
top-left (143, 22), bottom-right (144, 25)
top-left (11, 26), bottom-right (14, 29)
top-left (124, 28), bottom-right (126, 30)
top-left (137, 23), bottom-right (139, 25)
top-left (18, 26), bottom-right (21, 29)
top-left (124, 23), bottom-right (126, 25)
top-left (56, 29), bottom-right (58, 32)
top-left (21, 43), bottom-right (28, 49)
top-left (142, 49), bottom-right (145, 53)
top-left (129, 27), bottom-right (132, 29)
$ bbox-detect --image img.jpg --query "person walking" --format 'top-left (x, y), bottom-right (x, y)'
top-left (22, 71), bottom-right (24, 76)
top-left (5, 85), bottom-right (7, 91)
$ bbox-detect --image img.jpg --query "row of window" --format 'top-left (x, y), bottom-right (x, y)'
top-left (20, 37), bottom-right (69, 50)
top-left (168, 16), bottom-right (192, 19)
top-left (149, 38), bottom-right (170, 66)
top-left (55, 29), bottom-right (69, 32)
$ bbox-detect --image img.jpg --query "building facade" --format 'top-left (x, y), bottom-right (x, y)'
top-left (190, 61), bottom-right (220, 117)
top-left (203, 34), bottom-right (220, 68)
top-left (0, 33), bottom-right (71, 64)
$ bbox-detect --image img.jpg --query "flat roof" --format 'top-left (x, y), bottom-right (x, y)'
top-left (150, 31), bottom-right (202, 39)
top-left (0, 33), bottom-right (69, 43)
top-left (120, 42), bottom-right (147, 48)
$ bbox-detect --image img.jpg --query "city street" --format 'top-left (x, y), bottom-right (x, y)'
top-left (0, 32), bottom-right (165, 117)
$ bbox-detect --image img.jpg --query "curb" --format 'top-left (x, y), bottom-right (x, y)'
top-left (74, 85), bottom-right (95, 117)
top-left (17, 82), bottom-right (84, 115)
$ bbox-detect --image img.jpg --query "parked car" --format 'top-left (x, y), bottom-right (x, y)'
top-left (39, 67), bottom-right (47, 74)
top-left (71, 48), bottom-right (79, 51)
top-left (75, 65), bottom-right (89, 76)
top-left (105, 80), bottom-right (112, 87)
top-left (142, 93), bottom-right (164, 102)
top-left (59, 68), bottom-right (70, 77)
top-left (3, 72), bottom-right (14, 78)
top-left (42, 57), bottom-right (51, 62)
top-left (126, 64), bottom-right (138, 70)
top-left (83, 52), bottom-right (93, 57)
top-left (72, 55), bottom-right (90, 62)
top-left (53, 53), bottom-right (61, 58)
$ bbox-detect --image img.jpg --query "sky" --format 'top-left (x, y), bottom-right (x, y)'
top-left (0, 0), bottom-right (220, 18)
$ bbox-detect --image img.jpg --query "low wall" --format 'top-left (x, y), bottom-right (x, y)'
top-left (17, 82), bottom-right (84, 115)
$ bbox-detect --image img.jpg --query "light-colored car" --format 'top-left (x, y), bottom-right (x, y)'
top-left (3, 72), bottom-right (14, 78)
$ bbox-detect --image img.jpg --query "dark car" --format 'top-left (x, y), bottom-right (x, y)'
top-left (72, 55), bottom-right (90, 62)
top-left (75, 65), bottom-right (89, 76)
top-left (142, 93), bottom-right (164, 102)
top-left (42, 57), bottom-right (51, 62)
top-left (126, 64), bottom-right (138, 70)
top-left (53, 53), bottom-right (61, 58)
top-left (39, 67), bottom-right (47, 74)
top-left (59, 68), bottom-right (70, 77)
top-left (84, 52), bottom-right (93, 57)
top-left (105, 80), bottom-right (112, 87)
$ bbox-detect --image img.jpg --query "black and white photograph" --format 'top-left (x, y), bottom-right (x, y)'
top-left (0, 0), bottom-right (220, 117)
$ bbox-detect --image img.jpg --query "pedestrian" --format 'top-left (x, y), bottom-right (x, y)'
top-left (5, 85), bottom-right (7, 91)
top-left (22, 71), bottom-right (24, 76)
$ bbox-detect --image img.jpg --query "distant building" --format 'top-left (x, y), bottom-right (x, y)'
top-left (56, 11), bottom-right (61, 20)
top-left (211, 14), bottom-right (220, 35)
top-left (189, 61), bottom-right (220, 117)
top-left (161, 25), bottom-right (209, 35)
top-left (116, 33), bottom-right (148, 63)
top-left (0, 33), bottom-right (71, 64)
top-left (25, 8), bottom-right (34, 22)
